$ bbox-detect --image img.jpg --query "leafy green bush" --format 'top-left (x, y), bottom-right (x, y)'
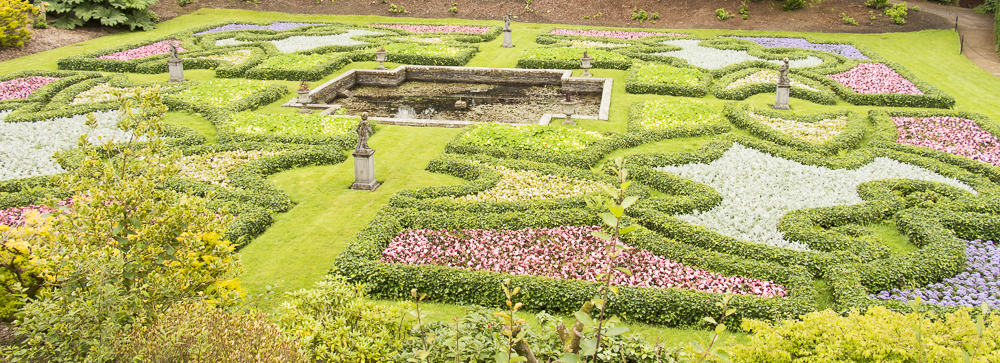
top-left (517, 47), bottom-right (633, 70)
top-left (865, 0), bottom-right (889, 9)
top-left (782, 0), bottom-right (806, 11)
top-left (165, 79), bottom-right (287, 112)
top-left (215, 111), bottom-right (361, 147)
top-left (628, 99), bottom-right (726, 133)
top-left (47, 0), bottom-right (158, 30)
top-left (625, 62), bottom-right (711, 97)
top-left (730, 307), bottom-right (1000, 362)
top-left (716, 8), bottom-right (731, 20)
top-left (243, 52), bottom-right (352, 81)
top-left (116, 303), bottom-right (306, 362)
top-left (0, 0), bottom-right (37, 48)
top-left (885, 2), bottom-right (908, 24)
top-left (842, 13), bottom-right (858, 25)
top-left (275, 275), bottom-right (410, 362)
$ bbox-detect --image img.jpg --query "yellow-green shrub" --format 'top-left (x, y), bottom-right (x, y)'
top-left (731, 307), bottom-right (1000, 362)
top-left (0, 0), bottom-right (38, 48)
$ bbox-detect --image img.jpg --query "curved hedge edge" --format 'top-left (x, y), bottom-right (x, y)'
top-left (711, 67), bottom-right (837, 105)
top-left (367, 23), bottom-right (503, 43)
top-left (387, 153), bottom-right (630, 213)
top-left (4, 76), bottom-right (194, 124)
top-left (624, 62), bottom-right (712, 97)
top-left (868, 109), bottom-right (1000, 184)
top-left (57, 35), bottom-right (201, 73)
top-left (515, 47), bottom-right (634, 70)
top-left (805, 60), bottom-right (955, 109)
top-left (723, 103), bottom-right (866, 155)
top-left (0, 72), bottom-right (103, 110)
top-left (132, 46), bottom-right (268, 77)
top-left (335, 206), bottom-right (814, 327)
top-left (162, 82), bottom-right (288, 114)
top-left (243, 52), bottom-right (354, 82)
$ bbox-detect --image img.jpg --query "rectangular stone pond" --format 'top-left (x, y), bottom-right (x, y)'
top-left (284, 65), bottom-right (612, 127)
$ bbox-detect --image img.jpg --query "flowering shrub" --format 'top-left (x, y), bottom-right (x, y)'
top-left (220, 112), bottom-right (358, 138)
top-left (370, 24), bottom-right (490, 34)
top-left (178, 150), bottom-right (282, 189)
top-left (96, 40), bottom-right (186, 61)
top-left (872, 239), bottom-right (999, 308)
top-left (193, 22), bottom-right (320, 35)
top-left (748, 112), bottom-right (847, 144)
top-left (201, 49), bottom-right (254, 65)
top-left (452, 163), bottom-right (605, 202)
top-left (70, 83), bottom-right (149, 105)
top-left (892, 116), bottom-right (1000, 166)
top-left (0, 76), bottom-right (60, 100)
top-left (570, 40), bottom-right (625, 48)
top-left (827, 63), bottom-right (922, 94)
top-left (727, 36), bottom-right (869, 59)
top-left (631, 99), bottom-right (724, 131)
top-left (656, 144), bottom-right (974, 250)
top-left (550, 29), bottom-right (687, 39)
top-left (458, 123), bottom-right (605, 154)
top-left (726, 70), bottom-right (819, 91)
top-left (0, 111), bottom-right (137, 181)
top-left (381, 225), bottom-right (787, 297)
top-left (0, 200), bottom-right (71, 227)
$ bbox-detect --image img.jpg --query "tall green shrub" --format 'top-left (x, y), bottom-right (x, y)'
top-left (0, 0), bottom-right (38, 47)
top-left (47, 0), bottom-right (157, 30)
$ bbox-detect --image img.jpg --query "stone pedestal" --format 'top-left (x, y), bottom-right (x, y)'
top-left (168, 59), bottom-right (185, 82)
top-left (351, 150), bottom-right (379, 191)
top-left (502, 30), bottom-right (514, 48)
top-left (297, 90), bottom-right (312, 104)
top-left (773, 84), bottom-right (790, 110)
top-left (561, 100), bottom-right (577, 125)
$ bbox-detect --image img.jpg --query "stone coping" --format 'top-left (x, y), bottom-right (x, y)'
top-left (290, 65), bottom-right (612, 126)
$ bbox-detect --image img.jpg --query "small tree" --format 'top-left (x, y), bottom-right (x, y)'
top-left (0, 0), bottom-right (39, 48)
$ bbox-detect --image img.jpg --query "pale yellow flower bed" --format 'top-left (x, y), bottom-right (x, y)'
top-left (177, 150), bottom-right (282, 189)
top-left (726, 70), bottom-right (819, 92)
top-left (71, 83), bottom-right (149, 105)
top-left (749, 113), bottom-right (847, 143)
top-left (203, 49), bottom-right (254, 65)
top-left (455, 163), bottom-right (606, 202)
top-left (398, 37), bottom-right (446, 44)
top-left (570, 40), bottom-right (625, 48)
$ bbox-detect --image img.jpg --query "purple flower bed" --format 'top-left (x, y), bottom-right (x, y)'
top-left (551, 29), bottom-right (688, 39)
top-left (97, 40), bottom-right (187, 61)
top-left (873, 239), bottom-right (1000, 309)
top-left (892, 116), bottom-right (1000, 166)
top-left (728, 36), bottom-right (869, 60)
top-left (381, 225), bottom-right (787, 297)
top-left (0, 76), bottom-right (60, 100)
top-left (0, 200), bottom-right (72, 226)
top-left (827, 63), bottom-right (923, 95)
top-left (369, 24), bottom-right (490, 34)
top-left (193, 22), bottom-right (320, 35)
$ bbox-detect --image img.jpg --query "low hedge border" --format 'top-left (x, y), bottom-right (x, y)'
top-left (534, 27), bottom-right (689, 46)
top-left (711, 67), bottom-right (837, 105)
top-left (714, 33), bottom-right (884, 61)
top-left (624, 62), bottom-right (712, 97)
top-left (196, 27), bottom-right (384, 56)
top-left (625, 101), bottom-right (732, 137)
top-left (57, 35), bottom-right (201, 73)
top-left (387, 153), bottom-right (630, 213)
top-left (723, 103), bottom-right (866, 155)
top-left (132, 46), bottom-right (268, 78)
top-left (162, 81), bottom-right (288, 114)
top-left (622, 38), bottom-right (849, 78)
top-left (349, 43), bottom-right (480, 67)
top-left (807, 60), bottom-right (955, 109)
top-left (369, 23), bottom-right (502, 43)
top-left (0, 71), bottom-right (101, 110)
top-left (868, 109), bottom-right (1000, 184)
top-left (620, 134), bottom-right (998, 277)
top-left (516, 47), bottom-right (635, 70)
top-left (243, 52), bottom-right (355, 81)
top-left (335, 205), bottom-right (815, 327)
top-left (3, 76), bottom-right (193, 123)
top-left (209, 112), bottom-right (363, 148)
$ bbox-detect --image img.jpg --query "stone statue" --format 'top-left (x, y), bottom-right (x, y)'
top-left (777, 57), bottom-right (790, 86)
top-left (355, 112), bottom-right (373, 154)
top-left (503, 13), bottom-right (512, 31)
top-left (168, 36), bottom-right (181, 62)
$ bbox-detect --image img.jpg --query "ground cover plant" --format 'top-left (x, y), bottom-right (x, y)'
top-left (2, 10), bottom-right (1000, 362)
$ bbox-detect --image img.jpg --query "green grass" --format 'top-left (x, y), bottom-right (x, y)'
top-left (866, 220), bottom-right (920, 256)
top-left (5, 9), bottom-right (1000, 352)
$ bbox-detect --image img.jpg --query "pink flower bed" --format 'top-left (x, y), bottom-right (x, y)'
top-left (0, 200), bottom-right (72, 227)
top-left (550, 29), bottom-right (688, 39)
top-left (381, 225), bottom-right (787, 297)
top-left (892, 116), bottom-right (1000, 166)
top-left (0, 76), bottom-right (61, 100)
top-left (826, 63), bottom-right (922, 95)
top-left (97, 40), bottom-right (187, 61)
top-left (370, 24), bottom-right (490, 34)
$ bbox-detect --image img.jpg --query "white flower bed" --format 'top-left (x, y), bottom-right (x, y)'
top-left (216, 29), bottom-right (383, 53)
top-left (656, 40), bottom-right (823, 70)
top-left (454, 163), bottom-right (605, 203)
top-left (655, 143), bottom-right (975, 250)
top-left (0, 111), bottom-right (137, 181)
top-left (177, 150), bottom-right (281, 189)
top-left (726, 70), bottom-right (820, 91)
top-left (71, 83), bottom-right (147, 105)
top-left (748, 113), bottom-right (847, 143)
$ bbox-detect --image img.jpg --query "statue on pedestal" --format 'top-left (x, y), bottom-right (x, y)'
top-left (167, 36), bottom-right (185, 82)
top-left (777, 57), bottom-right (791, 87)
top-left (169, 36), bottom-right (181, 62)
top-left (355, 112), bottom-right (374, 155)
top-left (503, 13), bottom-right (512, 31)
top-left (773, 57), bottom-right (791, 110)
top-left (351, 112), bottom-right (379, 191)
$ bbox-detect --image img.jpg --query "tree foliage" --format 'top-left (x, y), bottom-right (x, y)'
top-left (47, 0), bottom-right (157, 30)
top-left (0, 0), bottom-right (38, 47)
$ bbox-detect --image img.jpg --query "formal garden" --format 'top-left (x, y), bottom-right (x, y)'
top-left (2, 2), bottom-right (1000, 361)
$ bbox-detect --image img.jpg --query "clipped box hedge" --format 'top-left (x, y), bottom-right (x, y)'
top-left (625, 62), bottom-right (712, 97)
top-left (723, 103), bottom-right (866, 155)
top-left (712, 67), bottom-right (837, 105)
top-left (517, 47), bottom-right (634, 70)
top-left (812, 60), bottom-right (955, 109)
